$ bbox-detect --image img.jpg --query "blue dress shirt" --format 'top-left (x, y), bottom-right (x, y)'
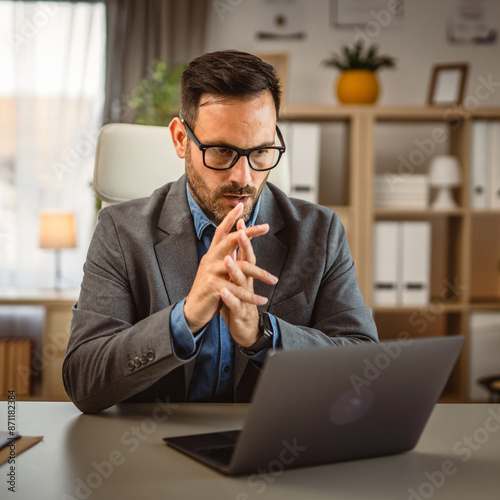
top-left (169, 184), bottom-right (279, 402)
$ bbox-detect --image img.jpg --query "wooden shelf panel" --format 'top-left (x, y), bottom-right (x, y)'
top-left (470, 108), bottom-right (500, 118)
top-left (281, 105), bottom-right (500, 121)
top-left (468, 302), bottom-right (500, 310)
top-left (373, 107), bottom-right (464, 121)
top-left (373, 208), bottom-right (465, 218)
top-left (280, 104), bottom-right (363, 120)
top-left (325, 205), bottom-right (351, 213)
top-left (470, 210), bottom-right (500, 216)
top-left (372, 303), bottom-right (466, 313)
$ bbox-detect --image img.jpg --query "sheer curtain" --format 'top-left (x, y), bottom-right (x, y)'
top-left (0, 2), bottom-right (106, 288)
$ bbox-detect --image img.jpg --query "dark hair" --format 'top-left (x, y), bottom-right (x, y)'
top-left (180, 50), bottom-right (282, 126)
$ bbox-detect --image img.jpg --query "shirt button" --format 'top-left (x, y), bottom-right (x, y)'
top-left (127, 360), bottom-right (135, 371)
top-left (224, 365), bottom-right (230, 373)
top-left (146, 349), bottom-right (155, 362)
top-left (133, 356), bottom-right (141, 368)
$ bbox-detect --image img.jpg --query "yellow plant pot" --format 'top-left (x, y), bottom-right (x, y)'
top-left (336, 70), bottom-right (380, 104)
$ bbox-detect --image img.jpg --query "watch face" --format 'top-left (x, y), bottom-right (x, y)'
top-left (242, 314), bottom-right (274, 355)
top-left (259, 313), bottom-right (273, 337)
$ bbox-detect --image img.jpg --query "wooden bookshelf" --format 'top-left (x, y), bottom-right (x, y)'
top-left (280, 105), bottom-right (500, 402)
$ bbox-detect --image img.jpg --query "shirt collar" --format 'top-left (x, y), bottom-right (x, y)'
top-left (186, 182), bottom-right (262, 241)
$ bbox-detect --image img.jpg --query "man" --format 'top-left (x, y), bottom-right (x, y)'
top-left (63, 50), bottom-right (378, 414)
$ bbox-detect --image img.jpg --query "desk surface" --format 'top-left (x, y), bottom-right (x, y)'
top-left (0, 402), bottom-right (499, 500)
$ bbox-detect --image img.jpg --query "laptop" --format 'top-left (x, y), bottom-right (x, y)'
top-left (164, 336), bottom-right (464, 475)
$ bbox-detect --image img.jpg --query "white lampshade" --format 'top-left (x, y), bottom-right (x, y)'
top-left (429, 155), bottom-right (461, 187)
top-left (428, 155), bottom-right (461, 208)
top-left (39, 211), bottom-right (77, 249)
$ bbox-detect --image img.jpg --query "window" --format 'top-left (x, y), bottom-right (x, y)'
top-left (0, 1), bottom-right (106, 287)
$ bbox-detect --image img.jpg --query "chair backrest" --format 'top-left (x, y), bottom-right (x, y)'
top-left (93, 123), bottom-right (290, 205)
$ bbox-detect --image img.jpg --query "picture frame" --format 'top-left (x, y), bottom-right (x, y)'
top-left (448, 0), bottom-right (498, 44)
top-left (332, 0), bottom-right (404, 27)
top-left (427, 63), bottom-right (469, 106)
top-left (254, 52), bottom-right (289, 103)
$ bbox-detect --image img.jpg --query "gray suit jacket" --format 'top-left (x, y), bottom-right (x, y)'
top-left (63, 176), bottom-right (378, 413)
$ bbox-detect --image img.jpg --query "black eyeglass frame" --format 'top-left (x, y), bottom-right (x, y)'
top-left (182, 119), bottom-right (286, 171)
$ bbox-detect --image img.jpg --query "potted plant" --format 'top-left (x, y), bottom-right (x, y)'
top-left (128, 59), bottom-right (185, 126)
top-left (322, 41), bottom-right (395, 104)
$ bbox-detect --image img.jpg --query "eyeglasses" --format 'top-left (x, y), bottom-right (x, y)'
top-left (182, 119), bottom-right (286, 171)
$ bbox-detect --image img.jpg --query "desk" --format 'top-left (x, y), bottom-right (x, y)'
top-left (0, 402), bottom-right (499, 500)
top-left (0, 288), bottom-right (78, 400)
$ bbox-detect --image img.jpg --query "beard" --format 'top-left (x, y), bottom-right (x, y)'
top-left (185, 144), bottom-right (269, 225)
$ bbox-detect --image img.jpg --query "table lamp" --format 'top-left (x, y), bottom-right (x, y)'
top-left (428, 155), bottom-right (461, 209)
top-left (39, 211), bottom-right (76, 290)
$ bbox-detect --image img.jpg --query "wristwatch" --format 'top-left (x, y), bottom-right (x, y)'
top-left (240, 312), bottom-right (274, 356)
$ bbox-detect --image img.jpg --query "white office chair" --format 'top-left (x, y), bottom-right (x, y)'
top-left (93, 123), bottom-right (291, 206)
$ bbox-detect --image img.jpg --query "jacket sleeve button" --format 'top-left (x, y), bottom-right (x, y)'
top-left (133, 356), bottom-right (142, 368)
top-left (146, 349), bottom-right (155, 362)
top-left (127, 360), bottom-right (135, 371)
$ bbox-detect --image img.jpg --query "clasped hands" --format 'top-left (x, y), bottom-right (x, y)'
top-left (183, 203), bottom-right (278, 348)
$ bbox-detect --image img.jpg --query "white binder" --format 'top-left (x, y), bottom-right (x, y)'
top-left (372, 222), bottom-right (400, 305)
top-left (468, 312), bottom-right (500, 401)
top-left (489, 121), bottom-right (500, 209)
top-left (287, 123), bottom-right (321, 203)
top-left (401, 222), bottom-right (431, 305)
top-left (470, 120), bottom-right (489, 209)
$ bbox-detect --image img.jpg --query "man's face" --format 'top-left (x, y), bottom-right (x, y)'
top-left (184, 92), bottom-right (276, 225)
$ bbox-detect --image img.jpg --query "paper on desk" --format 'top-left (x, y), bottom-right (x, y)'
top-left (0, 435), bottom-right (43, 466)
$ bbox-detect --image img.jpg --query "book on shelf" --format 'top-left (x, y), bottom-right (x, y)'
top-left (468, 312), bottom-right (500, 401)
top-left (372, 221), bottom-right (431, 306)
top-left (470, 120), bottom-right (500, 209)
top-left (374, 174), bottom-right (429, 208)
top-left (0, 338), bottom-right (32, 398)
top-left (279, 122), bottom-right (321, 203)
top-left (490, 122), bottom-right (500, 209)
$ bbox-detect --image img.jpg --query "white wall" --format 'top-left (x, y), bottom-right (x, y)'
top-left (205, 0), bottom-right (500, 107)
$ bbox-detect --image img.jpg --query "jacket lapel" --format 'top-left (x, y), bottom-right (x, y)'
top-left (154, 176), bottom-right (198, 305)
top-left (154, 176), bottom-right (198, 395)
top-left (253, 186), bottom-right (288, 306)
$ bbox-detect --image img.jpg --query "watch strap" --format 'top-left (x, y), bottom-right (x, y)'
top-left (240, 312), bottom-right (274, 356)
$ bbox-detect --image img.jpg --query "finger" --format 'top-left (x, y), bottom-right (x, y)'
top-left (236, 228), bottom-right (256, 265)
top-left (220, 287), bottom-right (241, 311)
top-left (235, 219), bottom-right (247, 263)
top-left (224, 255), bottom-right (247, 287)
top-left (236, 260), bottom-right (279, 285)
top-left (212, 223), bottom-right (270, 260)
top-left (212, 203), bottom-right (244, 245)
top-left (223, 282), bottom-right (268, 305)
top-left (225, 254), bottom-right (278, 286)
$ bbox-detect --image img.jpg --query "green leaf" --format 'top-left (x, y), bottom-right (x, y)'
top-left (322, 41), bottom-right (396, 72)
top-left (127, 59), bottom-right (186, 126)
